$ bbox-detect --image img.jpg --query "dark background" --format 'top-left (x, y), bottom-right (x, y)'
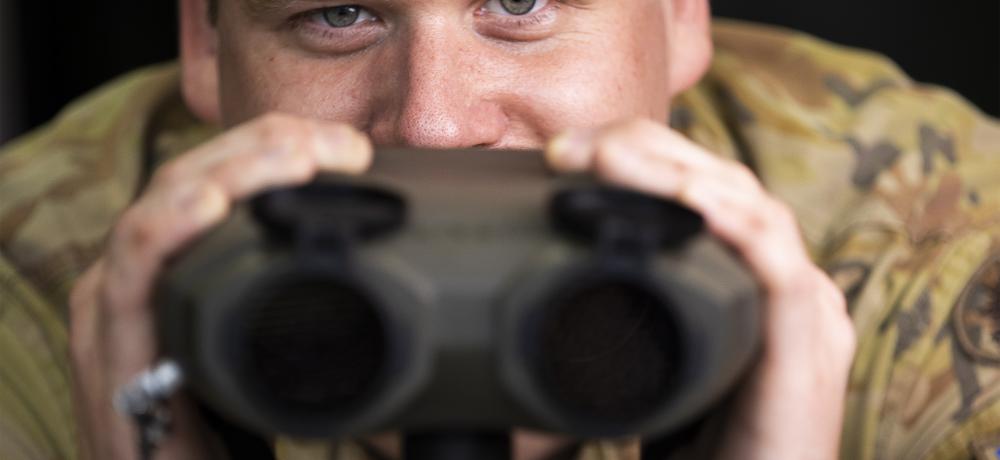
top-left (1, 0), bottom-right (998, 145)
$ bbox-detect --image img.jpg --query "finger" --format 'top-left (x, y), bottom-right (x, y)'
top-left (547, 122), bottom-right (763, 199)
top-left (548, 121), bottom-right (810, 293)
top-left (101, 182), bottom-right (228, 324)
top-left (66, 260), bottom-right (118, 459)
top-left (100, 117), bottom-right (372, 380)
top-left (546, 128), bottom-right (596, 173)
top-left (611, 147), bottom-right (810, 293)
top-left (106, 114), bottom-right (372, 310)
top-left (153, 113), bottom-right (371, 189)
top-left (68, 259), bottom-right (106, 363)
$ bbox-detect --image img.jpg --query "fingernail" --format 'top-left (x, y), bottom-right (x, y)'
top-left (546, 129), bottom-right (592, 172)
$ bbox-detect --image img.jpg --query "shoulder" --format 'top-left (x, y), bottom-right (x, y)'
top-left (0, 64), bottom-right (182, 459)
top-left (0, 63), bottom-right (181, 303)
top-left (697, 20), bottom-right (1000, 251)
top-left (701, 21), bottom-right (1000, 459)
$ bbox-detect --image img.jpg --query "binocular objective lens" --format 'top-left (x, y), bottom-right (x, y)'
top-left (536, 280), bottom-right (678, 422)
top-left (239, 277), bottom-right (387, 414)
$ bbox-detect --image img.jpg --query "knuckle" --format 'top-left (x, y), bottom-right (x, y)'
top-left (253, 113), bottom-right (303, 149)
top-left (254, 121), bottom-right (284, 148)
top-left (282, 148), bottom-right (319, 180)
top-left (763, 198), bottom-right (798, 232)
top-left (592, 143), bottom-right (631, 183)
top-left (109, 198), bottom-right (171, 264)
top-left (741, 207), bottom-right (773, 236)
top-left (729, 162), bottom-right (761, 189)
top-left (326, 123), bottom-right (373, 161)
top-left (764, 260), bottom-right (802, 295)
top-left (763, 256), bottom-right (817, 298)
top-left (150, 159), bottom-right (186, 188)
top-left (122, 210), bottom-right (157, 248)
top-left (594, 134), bottom-right (626, 159)
top-left (734, 198), bottom-right (791, 238)
top-left (263, 132), bottom-right (320, 175)
top-left (111, 207), bottom-right (157, 255)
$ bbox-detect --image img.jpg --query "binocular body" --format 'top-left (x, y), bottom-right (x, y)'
top-left (156, 148), bottom-right (759, 441)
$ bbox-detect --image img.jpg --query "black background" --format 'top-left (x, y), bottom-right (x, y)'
top-left (1, 0), bottom-right (997, 145)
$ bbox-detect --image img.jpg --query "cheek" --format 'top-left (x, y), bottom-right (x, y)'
top-left (217, 28), bottom-right (372, 127)
top-left (522, 50), bottom-right (652, 127)
top-left (509, 10), bottom-right (671, 136)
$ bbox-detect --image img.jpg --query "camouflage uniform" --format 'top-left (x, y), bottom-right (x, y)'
top-left (1, 19), bottom-right (999, 460)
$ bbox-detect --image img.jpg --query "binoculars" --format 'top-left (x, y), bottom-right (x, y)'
top-left (156, 148), bottom-right (759, 443)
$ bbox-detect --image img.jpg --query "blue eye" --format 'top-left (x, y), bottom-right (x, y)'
top-left (485, 0), bottom-right (547, 16)
top-left (321, 5), bottom-right (374, 28)
top-left (500, 0), bottom-right (535, 15)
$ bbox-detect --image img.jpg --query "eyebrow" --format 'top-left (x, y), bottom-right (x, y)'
top-left (244, 0), bottom-right (327, 16)
top-left (244, 0), bottom-right (599, 16)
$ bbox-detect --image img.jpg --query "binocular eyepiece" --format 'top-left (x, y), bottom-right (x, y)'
top-left (156, 148), bottom-right (759, 441)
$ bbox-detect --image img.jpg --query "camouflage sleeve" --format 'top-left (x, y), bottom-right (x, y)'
top-left (0, 252), bottom-right (76, 459)
top-left (790, 41), bottom-right (1000, 460)
top-left (700, 20), bottom-right (1000, 460)
top-left (0, 64), bottom-right (184, 460)
top-left (827, 99), bottom-right (1000, 460)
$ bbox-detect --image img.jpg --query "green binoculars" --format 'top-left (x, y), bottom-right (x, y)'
top-left (155, 148), bottom-right (760, 441)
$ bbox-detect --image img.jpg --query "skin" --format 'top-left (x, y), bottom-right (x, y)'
top-left (68, 0), bottom-right (856, 459)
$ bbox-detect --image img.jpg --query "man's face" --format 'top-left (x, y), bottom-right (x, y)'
top-left (184, 0), bottom-right (708, 149)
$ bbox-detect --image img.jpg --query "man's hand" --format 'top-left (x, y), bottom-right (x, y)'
top-left (68, 113), bottom-right (373, 460)
top-left (546, 119), bottom-right (857, 460)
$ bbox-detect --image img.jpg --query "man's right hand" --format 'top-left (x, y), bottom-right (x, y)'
top-left (68, 113), bottom-right (373, 460)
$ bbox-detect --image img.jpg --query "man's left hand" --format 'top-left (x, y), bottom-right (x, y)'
top-left (545, 119), bottom-right (856, 460)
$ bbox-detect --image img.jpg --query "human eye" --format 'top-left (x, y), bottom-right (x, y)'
top-left (482, 0), bottom-right (550, 16)
top-left (476, 0), bottom-right (564, 40)
top-left (291, 4), bottom-right (384, 54)
top-left (310, 5), bottom-right (377, 28)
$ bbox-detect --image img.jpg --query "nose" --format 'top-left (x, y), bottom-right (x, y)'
top-left (368, 22), bottom-right (508, 148)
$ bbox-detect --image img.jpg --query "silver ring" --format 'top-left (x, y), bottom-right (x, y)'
top-left (113, 360), bottom-right (185, 417)
top-left (113, 361), bottom-right (186, 457)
